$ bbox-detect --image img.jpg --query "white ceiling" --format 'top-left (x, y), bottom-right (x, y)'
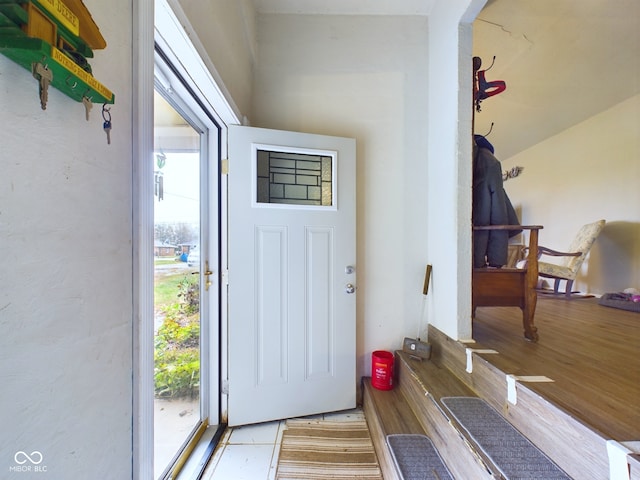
top-left (473, 0), bottom-right (640, 159)
top-left (251, 0), bottom-right (639, 159)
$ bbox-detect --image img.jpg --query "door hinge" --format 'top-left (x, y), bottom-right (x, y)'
top-left (221, 158), bottom-right (229, 175)
top-left (221, 379), bottom-right (229, 395)
top-left (221, 269), bottom-right (229, 286)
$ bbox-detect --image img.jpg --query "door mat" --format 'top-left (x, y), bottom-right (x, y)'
top-left (441, 397), bottom-right (571, 480)
top-left (275, 417), bottom-right (382, 480)
top-left (386, 434), bottom-right (452, 480)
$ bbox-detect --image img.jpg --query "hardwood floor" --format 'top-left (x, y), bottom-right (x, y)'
top-left (471, 296), bottom-right (640, 441)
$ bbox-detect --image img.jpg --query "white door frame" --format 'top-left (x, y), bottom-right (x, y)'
top-left (134, 1), bottom-right (240, 477)
top-left (132, 2), bottom-right (155, 478)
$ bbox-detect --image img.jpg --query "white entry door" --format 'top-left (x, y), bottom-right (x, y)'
top-left (227, 126), bottom-right (356, 426)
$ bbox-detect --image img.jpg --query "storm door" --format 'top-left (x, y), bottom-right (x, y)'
top-left (153, 55), bottom-right (220, 479)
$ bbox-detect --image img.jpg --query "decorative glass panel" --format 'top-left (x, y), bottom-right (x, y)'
top-left (256, 149), bottom-right (333, 206)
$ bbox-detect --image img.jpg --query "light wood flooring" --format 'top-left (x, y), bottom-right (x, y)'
top-left (471, 295), bottom-right (640, 441)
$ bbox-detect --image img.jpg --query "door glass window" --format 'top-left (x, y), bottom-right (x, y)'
top-left (153, 90), bottom-right (202, 478)
top-left (255, 147), bottom-right (334, 207)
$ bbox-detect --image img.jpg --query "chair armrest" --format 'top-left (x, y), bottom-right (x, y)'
top-left (537, 246), bottom-right (582, 258)
top-left (473, 225), bottom-right (543, 231)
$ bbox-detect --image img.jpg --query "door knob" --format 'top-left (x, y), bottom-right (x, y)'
top-left (345, 283), bottom-right (355, 294)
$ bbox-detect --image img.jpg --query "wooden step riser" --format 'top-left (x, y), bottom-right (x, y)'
top-left (395, 360), bottom-right (494, 479)
top-left (364, 329), bottom-right (635, 480)
top-left (362, 385), bottom-right (401, 480)
top-left (422, 326), bottom-right (615, 480)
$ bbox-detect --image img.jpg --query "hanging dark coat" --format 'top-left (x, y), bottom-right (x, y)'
top-left (472, 143), bottom-right (521, 268)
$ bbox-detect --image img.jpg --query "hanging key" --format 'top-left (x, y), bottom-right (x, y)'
top-left (103, 119), bottom-right (112, 144)
top-left (102, 104), bottom-right (112, 145)
top-left (32, 63), bottom-right (53, 110)
top-left (82, 96), bottom-right (93, 121)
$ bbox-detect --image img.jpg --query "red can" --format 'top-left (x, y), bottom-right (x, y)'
top-left (371, 350), bottom-right (394, 390)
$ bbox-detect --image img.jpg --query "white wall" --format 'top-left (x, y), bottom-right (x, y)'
top-left (251, 14), bottom-right (431, 376)
top-left (503, 94), bottom-right (640, 294)
top-left (425, 0), bottom-right (484, 341)
top-left (0, 1), bottom-right (133, 477)
top-left (175, 0), bottom-right (256, 119)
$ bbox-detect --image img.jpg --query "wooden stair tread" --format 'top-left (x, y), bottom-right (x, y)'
top-left (394, 351), bottom-right (579, 479)
top-left (396, 353), bottom-right (514, 476)
top-left (441, 397), bottom-right (571, 479)
top-left (429, 326), bottom-right (614, 478)
top-left (363, 324), bottom-right (629, 480)
top-left (362, 377), bottom-right (425, 435)
top-left (393, 351), bottom-right (495, 479)
top-left (396, 350), bottom-right (476, 401)
top-left (363, 377), bottom-right (425, 480)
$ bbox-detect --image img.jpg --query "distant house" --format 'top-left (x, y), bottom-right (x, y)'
top-left (154, 241), bottom-right (177, 257)
top-left (178, 243), bottom-right (197, 255)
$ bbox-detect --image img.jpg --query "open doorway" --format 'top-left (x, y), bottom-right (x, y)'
top-left (152, 46), bottom-right (222, 478)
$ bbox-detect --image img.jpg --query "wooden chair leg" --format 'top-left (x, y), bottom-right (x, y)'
top-left (522, 289), bottom-right (539, 342)
top-left (522, 312), bottom-right (539, 342)
top-left (564, 279), bottom-right (574, 298)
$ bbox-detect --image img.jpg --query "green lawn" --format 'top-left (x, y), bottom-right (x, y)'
top-left (154, 268), bottom-right (201, 399)
top-left (155, 257), bottom-right (181, 266)
top-left (155, 272), bottom-right (192, 307)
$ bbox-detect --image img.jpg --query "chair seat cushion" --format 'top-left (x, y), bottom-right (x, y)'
top-left (538, 261), bottom-right (571, 279)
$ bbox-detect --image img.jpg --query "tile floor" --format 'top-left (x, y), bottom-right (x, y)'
top-left (200, 408), bottom-right (365, 480)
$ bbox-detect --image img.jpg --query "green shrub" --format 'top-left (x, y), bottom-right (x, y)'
top-left (177, 277), bottom-right (200, 315)
top-left (154, 346), bottom-right (200, 398)
top-left (154, 277), bottom-right (201, 398)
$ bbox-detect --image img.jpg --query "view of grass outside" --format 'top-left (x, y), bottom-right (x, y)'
top-left (153, 256), bottom-right (201, 476)
top-left (154, 261), bottom-right (200, 399)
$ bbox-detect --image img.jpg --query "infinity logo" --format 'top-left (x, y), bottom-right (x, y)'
top-left (14, 451), bottom-right (43, 465)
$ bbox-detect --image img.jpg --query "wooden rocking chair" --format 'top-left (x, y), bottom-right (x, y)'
top-left (536, 219), bottom-right (606, 297)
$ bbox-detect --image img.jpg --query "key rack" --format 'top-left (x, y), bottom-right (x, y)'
top-left (0, 0), bottom-right (115, 108)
